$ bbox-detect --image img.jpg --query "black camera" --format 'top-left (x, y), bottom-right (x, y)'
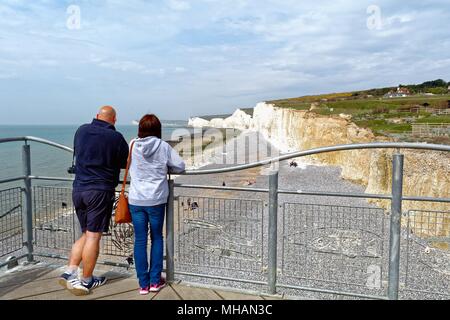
top-left (68, 152), bottom-right (76, 174)
top-left (67, 165), bottom-right (76, 175)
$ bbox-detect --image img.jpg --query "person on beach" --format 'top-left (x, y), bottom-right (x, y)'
top-left (128, 114), bottom-right (185, 295)
top-left (59, 106), bottom-right (129, 296)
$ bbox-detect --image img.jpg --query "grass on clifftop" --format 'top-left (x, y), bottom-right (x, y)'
top-left (268, 95), bottom-right (450, 114)
top-left (267, 94), bottom-right (450, 138)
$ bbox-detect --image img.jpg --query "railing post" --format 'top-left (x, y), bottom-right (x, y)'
top-left (22, 143), bottom-right (34, 263)
top-left (388, 153), bottom-right (404, 300)
top-left (268, 170), bottom-right (279, 295)
top-left (166, 178), bottom-right (175, 283)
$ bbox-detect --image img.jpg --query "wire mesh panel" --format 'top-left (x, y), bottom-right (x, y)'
top-left (33, 186), bottom-right (76, 251)
top-left (33, 187), bottom-right (137, 264)
top-left (176, 196), bottom-right (264, 274)
top-left (281, 203), bottom-right (387, 296)
top-left (404, 210), bottom-right (450, 298)
top-left (101, 191), bottom-right (135, 259)
top-left (102, 222), bottom-right (135, 259)
top-left (0, 188), bottom-right (23, 258)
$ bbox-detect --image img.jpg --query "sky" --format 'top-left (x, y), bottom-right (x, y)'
top-left (0, 0), bottom-right (449, 125)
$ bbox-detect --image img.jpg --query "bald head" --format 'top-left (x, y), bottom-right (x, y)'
top-left (96, 106), bottom-right (117, 125)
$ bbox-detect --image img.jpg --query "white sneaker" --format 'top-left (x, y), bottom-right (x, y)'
top-left (68, 276), bottom-right (107, 296)
top-left (58, 272), bottom-right (79, 290)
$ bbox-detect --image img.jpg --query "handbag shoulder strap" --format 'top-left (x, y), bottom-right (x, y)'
top-left (120, 140), bottom-right (136, 194)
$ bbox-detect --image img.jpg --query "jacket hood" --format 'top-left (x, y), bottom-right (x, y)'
top-left (134, 136), bottom-right (162, 158)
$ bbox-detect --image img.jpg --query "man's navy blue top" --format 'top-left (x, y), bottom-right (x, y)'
top-left (73, 119), bottom-right (129, 192)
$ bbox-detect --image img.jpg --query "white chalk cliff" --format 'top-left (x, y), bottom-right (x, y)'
top-left (189, 109), bottom-right (253, 131)
top-left (190, 102), bottom-right (450, 237)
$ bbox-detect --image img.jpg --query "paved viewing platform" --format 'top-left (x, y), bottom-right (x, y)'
top-left (1, 137), bottom-right (449, 300)
top-left (0, 263), bottom-right (284, 300)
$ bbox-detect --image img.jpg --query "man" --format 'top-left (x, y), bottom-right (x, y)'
top-left (59, 106), bottom-right (129, 296)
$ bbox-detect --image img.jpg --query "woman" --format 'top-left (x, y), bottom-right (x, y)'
top-left (128, 114), bottom-right (185, 294)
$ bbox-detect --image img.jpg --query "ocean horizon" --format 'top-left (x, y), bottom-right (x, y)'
top-left (0, 121), bottom-right (191, 189)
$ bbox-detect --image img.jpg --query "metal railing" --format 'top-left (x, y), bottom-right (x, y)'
top-left (411, 123), bottom-right (450, 137)
top-left (0, 136), bottom-right (449, 300)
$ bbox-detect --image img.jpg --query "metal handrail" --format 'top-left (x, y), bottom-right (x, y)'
top-left (1, 136), bottom-right (449, 175)
top-left (184, 142), bottom-right (450, 174)
top-left (1, 136), bottom-right (450, 300)
top-left (0, 176), bottom-right (26, 184)
top-left (0, 136), bottom-right (73, 153)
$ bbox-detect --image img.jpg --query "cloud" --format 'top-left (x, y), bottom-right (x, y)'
top-left (174, 66), bottom-right (187, 73)
top-left (167, 0), bottom-right (191, 11)
top-left (38, 59), bottom-right (60, 66)
top-left (65, 76), bottom-right (83, 81)
top-left (0, 72), bottom-right (18, 79)
top-left (96, 60), bottom-right (166, 76)
top-left (224, 11), bottom-right (329, 41)
top-left (0, 0), bottom-right (450, 124)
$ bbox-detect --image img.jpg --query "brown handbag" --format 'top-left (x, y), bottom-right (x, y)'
top-left (115, 141), bottom-right (135, 224)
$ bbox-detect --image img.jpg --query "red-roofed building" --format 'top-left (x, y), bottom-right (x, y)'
top-left (384, 86), bottom-right (411, 98)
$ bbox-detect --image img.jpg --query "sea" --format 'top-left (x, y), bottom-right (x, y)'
top-left (0, 120), bottom-right (192, 189)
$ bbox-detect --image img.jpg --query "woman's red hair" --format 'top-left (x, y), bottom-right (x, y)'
top-left (138, 114), bottom-right (162, 139)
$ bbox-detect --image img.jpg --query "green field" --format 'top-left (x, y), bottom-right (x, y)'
top-left (268, 93), bottom-right (450, 137)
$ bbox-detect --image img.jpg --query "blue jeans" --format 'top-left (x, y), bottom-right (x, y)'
top-left (129, 204), bottom-right (166, 287)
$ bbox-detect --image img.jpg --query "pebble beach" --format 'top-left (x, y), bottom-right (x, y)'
top-left (0, 130), bottom-right (448, 300)
top-left (173, 130), bottom-right (449, 300)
